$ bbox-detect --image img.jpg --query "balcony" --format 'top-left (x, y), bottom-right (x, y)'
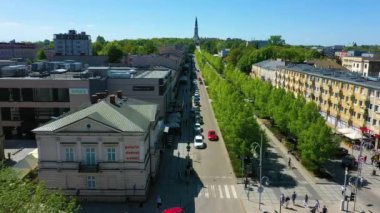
top-left (79, 163), bottom-right (99, 173)
top-left (39, 161), bottom-right (79, 170)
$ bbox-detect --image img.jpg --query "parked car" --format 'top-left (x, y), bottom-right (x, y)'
top-left (341, 155), bottom-right (358, 169)
top-left (194, 122), bottom-right (202, 133)
top-left (208, 130), bottom-right (219, 141)
top-left (194, 135), bottom-right (205, 149)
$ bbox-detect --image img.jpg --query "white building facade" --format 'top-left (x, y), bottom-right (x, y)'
top-left (33, 96), bottom-right (162, 201)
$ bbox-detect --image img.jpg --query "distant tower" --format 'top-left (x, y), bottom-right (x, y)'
top-left (193, 17), bottom-right (200, 44)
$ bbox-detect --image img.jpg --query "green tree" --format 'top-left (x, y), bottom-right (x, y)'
top-left (92, 36), bottom-right (107, 56)
top-left (102, 42), bottom-right (123, 63)
top-left (268, 35), bottom-right (285, 46)
top-left (36, 49), bottom-right (47, 60)
top-left (0, 166), bottom-right (79, 212)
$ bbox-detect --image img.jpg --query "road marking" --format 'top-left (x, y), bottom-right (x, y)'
top-left (224, 185), bottom-right (230, 199)
top-left (230, 185), bottom-right (238, 199)
top-left (218, 185), bottom-right (224, 199)
top-left (204, 187), bottom-right (209, 198)
top-left (211, 185), bottom-right (216, 198)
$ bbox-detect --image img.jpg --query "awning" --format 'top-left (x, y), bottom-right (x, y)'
top-left (345, 131), bottom-right (363, 140)
top-left (12, 149), bottom-right (38, 179)
top-left (337, 128), bottom-right (353, 135)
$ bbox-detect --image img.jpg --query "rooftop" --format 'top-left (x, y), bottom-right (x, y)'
top-left (283, 64), bottom-right (380, 90)
top-left (33, 96), bottom-right (157, 133)
top-left (254, 59), bottom-right (285, 71)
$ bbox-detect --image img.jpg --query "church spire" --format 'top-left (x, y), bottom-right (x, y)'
top-left (193, 17), bottom-right (200, 44)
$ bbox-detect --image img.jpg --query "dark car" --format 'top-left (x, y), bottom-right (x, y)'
top-left (341, 155), bottom-right (358, 170)
top-left (335, 147), bottom-right (349, 158)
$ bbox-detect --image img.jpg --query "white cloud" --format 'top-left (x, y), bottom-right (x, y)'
top-left (0, 21), bottom-right (21, 27)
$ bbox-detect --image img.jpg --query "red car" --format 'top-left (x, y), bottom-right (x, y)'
top-left (163, 207), bottom-right (185, 213)
top-left (208, 130), bottom-right (219, 141)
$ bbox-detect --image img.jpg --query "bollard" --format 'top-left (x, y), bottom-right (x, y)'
top-left (340, 200), bottom-right (345, 211)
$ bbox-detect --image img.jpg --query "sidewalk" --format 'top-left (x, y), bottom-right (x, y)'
top-left (237, 117), bottom-right (374, 213)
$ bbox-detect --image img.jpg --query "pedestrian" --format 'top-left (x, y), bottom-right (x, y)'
top-left (360, 176), bottom-right (364, 187)
top-left (156, 195), bottom-right (162, 209)
top-left (280, 193), bottom-right (285, 206)
top-left (288, 157), bottom-right (292, 168)
top-left (292, 191), bottom-right (297, 205)
top-left (304, 194), bottom-right (309, 207)
top-left (341, 185), bottom-right (346, 195)
top-left (285, 196), bottom-right (290, 208)
top-left (364, 155), bottom-right (367, 163)
top-left (315, 200), bottom-right (320, 211)
top-left (322, 205), bottom-right (328, 213)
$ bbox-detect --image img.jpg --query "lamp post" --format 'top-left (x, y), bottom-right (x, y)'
top-left (251, 134), bottom-right (263, 210)
top-left (258, 176), bottom-right (269, 211)
top-left (343, 167), bottom-right (348, 212)
top-left (353, 137), bottom-right (372, 211)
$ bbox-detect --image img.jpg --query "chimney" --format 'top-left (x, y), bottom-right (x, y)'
top-left (91, 95), bottom-right (98, 104)
top-left (117, 90), bottom-right (123, 99)
top-left (104, 90), bottom-right (109, 96)
top-left (110, 95), bottom-right (116, 105)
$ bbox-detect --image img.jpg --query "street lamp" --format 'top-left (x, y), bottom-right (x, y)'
top-left (353, 138), bottom-right (372, 211)
top-left (251, 134), bottom-right (263, 210)
top-left (258, 176), bottom-right (269, 211)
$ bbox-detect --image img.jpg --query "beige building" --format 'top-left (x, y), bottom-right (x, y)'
top-left (251, 60), bottom-right (285, 86)
top-left (33, 95), bottom-right (161, 201)
top-left (275, 64), bottom-right (380, 148)
top-left (342, 56), bottom-right (380, 77)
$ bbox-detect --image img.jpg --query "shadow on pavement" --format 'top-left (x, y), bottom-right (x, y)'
top-left (252, 145), bottom-right (297, 188)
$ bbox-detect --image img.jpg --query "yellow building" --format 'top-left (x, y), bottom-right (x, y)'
top-left (274, 64), bottom-right (380, 148)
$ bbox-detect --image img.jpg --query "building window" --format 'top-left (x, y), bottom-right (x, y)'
top-left (85, 147), bottom-right (96, 165)
top-left (359, 101), bottom-right (362, 106)
top-left (107, 147), bottom-right (116, 161)
top-left (373, 119), bottom-right (377, 126)
top-left (357, 114), bottom-right (361, 119)
top-left (353, 112), bottom-right (356, 116)
top-left (65, 147), bottom-right (75, 161)
top-left (370, 104), bottom-right (373, 109)
top-left (366, 116), bottom-right (371, 122)
top-left (87, 176), bottom-right (96, 189)
top-left (365, 64), bottom-right (368, 69)
top-left (375, 105), bottom-right (379, 112)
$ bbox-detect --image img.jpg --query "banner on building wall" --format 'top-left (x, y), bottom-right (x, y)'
top-left (125, 145), bottom-right (140, 161)
top-left (69, 88), bottom-right (88, 95)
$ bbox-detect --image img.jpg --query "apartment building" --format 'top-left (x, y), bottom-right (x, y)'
top-left (275, 64), bottom-right (380, 148)
top-left (54, 30), bottom-right (92, 56)
top-left (341, 56), bottom-right (380, 77)
top-left (0, 41), bottom-right (38, 60)
top-left (33, 95), bottom-right (161, 201)
top-left (251, 60), bottom-right (285, 86)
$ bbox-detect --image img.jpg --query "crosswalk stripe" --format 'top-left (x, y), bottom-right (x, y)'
top-left (224, 185), bottom-right (230, 199)
top-left (211, 185), bottom-right (216, 198)
top-left (218, 185), bottom-right (224, 199)
top-left (230, 185), bottom-right (238, 199)
top-left (204, 187), bottom-right (209, 198)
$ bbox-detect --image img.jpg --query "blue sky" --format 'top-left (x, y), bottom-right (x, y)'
top-left (0, 0), bottom-right (379, 45)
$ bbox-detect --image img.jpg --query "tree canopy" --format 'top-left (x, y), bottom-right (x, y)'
top-left (0, 166), bottom-right (79, 212)
top-left (36, 49), bottom-right (47, 60)
top-left (195, 48), bottom-right (338, 173)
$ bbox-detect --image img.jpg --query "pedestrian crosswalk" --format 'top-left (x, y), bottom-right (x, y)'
top-left (196, 184), bottom-right (238, 199)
